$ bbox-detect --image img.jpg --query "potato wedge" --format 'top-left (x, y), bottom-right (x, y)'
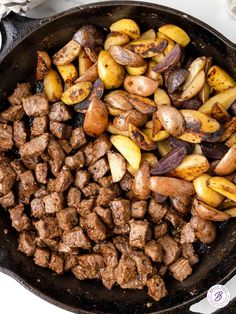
top-left (143, 129), bottom-right (170, 142)
top-left (152, 112), bottom-right (162, 136)
top-left (210, 102), bottom-right (231, 123)
top-left (152, 53), bottom-right (165, 64)
top-left (192, 199), bottom-right (230, 221)
top-left (166, 69), bottom-right (189, 94)
top-left (75, 63), bottom-right (98, 83)
top-left (152, 44), bottom-right (182, 73)
top-left (224, 207), bottom-right (236, 217)
top-left (207, 65), bottom-right (235, 93)
top-left (132, 162), bottom-right (150, 199)
top-left (158, 105), bottom-right (185, 137)
top-left (149, 176), bottom-right (195, 196)
top-left (220, 117), bottom-right (236, 141)
top-left (44, 69), bottom-right (63, 102)
top-left (177, 129), bottom-right (205, 143)
top-left (199, 83), bottom-right (211, 103)
top-left (107, 151), bottom-right (126, 182)
top-left (169, 154), bottom-right (210, 181)
top-left (109, 46), bottom-right (144, 67)
top-left (214, 144), bottom-right (236, 176)
top-left (158, 24), bottom-right (190, 47)
top-left (124, 75), bottom-right (158, 97)
top-left (141, 153), bottom-right (158, 167)
top-left (154, 88), bottom-right (171, 107)
top-left (208, 177), bottom-right (236, 202)
top-left (128, 94), bottom-right (156, 114)
top-left (106, 104), bottom-right (124, 116)
top-left (73, 24), bottom-right (104, 49)
top-left (156, 140), bottom-right (171, 156)
top-left (183, 57), bottom-right (206, 90)
top-left (146, 61), bottom-right (164, 84)
top-left (145, 120), bottom-right (153, 129)
top-left (53, 40), bottom-right (81, 65)
top-left (110, 19), bottom-right (140, 39)
top-left (226, 133), bottom-right (236, 147)
top-left (126, 62), bottom-right (148, 76)
top-left (111, 135), bottom-right (141, 170)
top-left (199, 86), bottom-right (236, 115)
top-left (104, 32), bottom-right (130, 50)
top-left (36, 51), bottom-right (51, 80)
top-left (129, 39), bottom-right (168, 58)
top-left (98, 50), bottom-right (124, 89)
top-left (193, 174), bottom-right (224, 207)
top-left (219, 199), bottom-right (236, 210)
top-left (140, 29), bottom-right (156, 40)
top-left (107, 123), bottom-right (129, 136)
top-left (57, 64), bottom-right (78, 87)
top-left (61, 81), bottom-right (92, 105)
top-left (113, 109), bottom-right (148, 131)
top-left (179, 70), bottom-right (205, 101)
top-left (84, 47), bottom-right (98, 63)
top-left (104, 90), bottom-right (132, 111)
top-left (78, 48), bottom-right (93, 76)
top-left (129, 124), bottom-right (157, 151)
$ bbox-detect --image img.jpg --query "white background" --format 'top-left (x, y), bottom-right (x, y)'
top-left (0, 1), bottom-right (236, 314)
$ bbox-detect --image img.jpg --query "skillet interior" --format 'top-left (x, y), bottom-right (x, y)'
top-left (0, 2), bottom-right (236, 313)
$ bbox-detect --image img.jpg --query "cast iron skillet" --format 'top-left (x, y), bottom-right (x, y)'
top-left (0, 2), bottom-right (236, 313)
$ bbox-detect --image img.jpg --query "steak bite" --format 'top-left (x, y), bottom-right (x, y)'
top-left (70, 127), bottom-right (87, 149)
top-left (13, 121), bottom-right (27, 147)
top-left (0, 162), bottom-right (16, 195)
top-left (182, 243), bottom-right (199, 266)
top-left (47, 140), bottom-right (65, 177)
top-left (181, 222), bottom-right (196, 244)
top-left (165, 208), bottom-right (185, 230)
top-left (74, 170), bottom-right (90, 189)
top-left (49, 253), bottom-right (64, 274)
top-left (88, 158), bottom-right (109, 181)
top-left (0, 124), bottom-right (13, 150)
top-left (19, 133), bottom-right (49, 159)
top-left (131, 201), bottom-right (147, 219)
top-left (169, 258), bottom-right (192, 282)
top-left (82, 182), bottom-right (100, 197)
top-left (113, 235), bottom-right (132, 254)
top-left (0, 191), bottom-right (15, 208)
top-left (77, 198), bottom-right (95, 217)
top-left (18, 231), bottom-right (36, 256)
top-left (58, 139), bottom-right (72, 154)
top-left (96, 185), bottom-right (120, 207)
top-left (72, 254), bottom-right (104, 280)
top-left (1, 105), bottom-right (25, 122)
top-left (158, 235), bottom-right (181, 265)
top-left (154, 222), bottom-right (168, 238)
top-left (19, 170), bottom-right (38, 195)
top-left (34, 217), bottom-right (61, 239)
top-left (110, 199), bottom-right (131, 226)
top-left (144, 240), bottom-right (163, 262)
top-left (31, 198), bottom-right (45, 218)
top-left (129, 219), bottom-right (150, 248)
top-left (8, 83), bottom-right (31, 106)
top-left (98, 176), bottom-right (113, 188)
top-left (84, 212), bottom-right (107, 242)
top-left (56, 207), bottom-right (78, 231)
top-left (94, 206), bottom-right (113, 226)
top-left (62, 226), bottom-right (91, 249)
top-left (31, 116), bottom-right (48, 136)
top-left (67, 187), bottom-right (81, 209)
top-left (65, 151), bottom-right (85, 170)
top-left (50, 166), bottom-right (73, 193)
top-left (22, 94), bottom-right (49, 117)
top-left (49, 101), bottom-right (72, 121)
top-left (84, 135), bottom-right (111, 165)
top-left (10, 160), bottom-right (25, 178)
top-left (147, 275), bottom-right (168, 301)
top-left (35, 162), bottom-right (48, 184)
top-left (170, 195), bottom-right (192, 214)
top-left (50, 121), bottom-right (72, 139)
top-left (43, 192), bottom-right (63, 214)
top-left (119, 172), bottom-right (133, 191)
top-left (116, 254), bottom-right (137, 286)
top-left (34, 248), bottom-right (50, 268)
top-left (148, 199), bottom-right (168, 222)
top-left (9, 204), bottom-right (30, 232)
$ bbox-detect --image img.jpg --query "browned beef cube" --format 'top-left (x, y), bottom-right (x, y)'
top-left (82, 183), bottom-right (100, 197)
top-left (64, 253), bottom-right (79, 271)
top-left (34, 248), bottom-right (50, 267)
top-left (65, 151), bottom-right (85, 170)
top-left (50, 121), bottom-right (72, 139)
top-left (49, 101), bottom-right (72, 121)
top-left (49, 253), bottom-right (64, 274)
top-left (58, 139), bottom-right (72, 154)
top-left (13, 121), bottom-right (26, 147)
top-left (144, 240), bottom-right (163, 262)
top-left (110, 199), bottom-right (131, 227)
top-left (116, 254), bottom-right (137, 286)
top-left (154, 222), bottom-right (168, 239)
top-left (0, 191), bottom-right (15, 208)
top-left (88, 158), bottom-right (109, 181)
top-left (84, 135), bottom-right (111, 165)
top-left (50, 166), bottom-right (73, 193)
top-left (96, 185), bottom-right (120, 207)
top-left (70, 127), bottom-right (86, 149)
top-left (131, 201), bottom-right (147, 219)
top-left (18, 182), bottom-right (30, 204)
top-left (43, 192), bottom-right (63, 214)
top-left (0, 162), bottom-right (16, 195)
top-left (35, 162), bottom-right (48, 184)
top-left (113, 224), bottom-right (130, 235)
top-left (165, 208), bottom-right (185, 230)
top-left (158, 235), bottom-right (181, 265)
top-left (181, 243), bottom-right (199, 266)
top-left (22, 94), bottom-right (49, 117)
top-left (47, 140), bottom-right (65, 177)
top-left (113, 236), bottom-right (132, 254)
top-left (34, 187), bottom-right (49, 198)
top-left (170, 195), bottom-right (191, 214)
top-left (77, 199), bottom-right (95, 217)
top-left (31, 116), bottom-right (48, 136)
top-left (8, 83), bottom-right (31, 106)
top-left (10, 160), bottom-right (25, 178)
top-left (18, 231), bottom-right (36, 256)
top-left (84, 212), bottom-right (106, 242)
top-left (9, 204), bottom-right (30, 232)
top-left (146, 275), bottom-right (168, 301)
top-left (0, 124), bottom-right (13, 150)
top-left (19, 170), bottom-right (37, 195)
top-left (62, 227), bottom-right (91, 249)
top-left (35, 217), bottom-right (61, 239)
top-left (148, 199), bottom-right (168, 222)
top-left (1, 105), bottom-right (24, 122)
top-left (169, 258), bottom-right (192, 282)
top-left (129, 219), bottom-right (149, 248)
top-left (56, 207), bottom-right (78, 231)
top-left (67, 187), bottom-right (81, 209)
top-left (100, 266), bottom-right (117, 289)
top-left (41, 238), bottom-right (59, 251)
top-left (98, 176), bottom-right (113, 188)
top-left (181, 222), bottom-right (196, 244)
top-left (74, 170), bottom-right (90, 189)
top-left (31, 198), bottom-right (45, 218)
top-left (119, 172), bottom-right (133, 191)
top-left (126, 190), bottom-right (138, 202)
top-left (94, 242), bottom-right (118, 268)
top-left (94, 206), bottom-right (113, 226)
top-left (158, 264), bottom-right (168, 277)
top-left (72, 254), bottom-right (104, 280)
top-left (19, 133), bottom-right (49, 159)
top-left (22, 156), bottom-right (40, 170)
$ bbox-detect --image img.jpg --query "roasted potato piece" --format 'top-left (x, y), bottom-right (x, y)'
top-left (141, 153), bottom-right (158, 167)
top-left (154, 88), bottom-right (171, 106)
top-left (113, 109), bottom-right (148, 131)
top-left (192, 199), bottom-right (230, 221)
top-left (193, 174), bottom-right (224, 207)
top-left (129, 124), bottom-right (157, 151)
top-left (179, 70), bottom-right (205, 101)
top-left (153, 44), bottom-right (182, 73)
top-left (57, 64), bottom-right (78, 87)
top-left (124, 75), bottom-right (158, 97)
top-left (158, 24), bottom-right (190, 47)
top-left (126, 62), bottom-right (148, 76)
top-left (207, 177), bottom-right (236, 202)
top-left (107, 123), bottom-right (129, 136)
top-left (129, 39), bottom-right (168, 58)
top-left (143, 128), bottom-right (170, 142)
top-left (214, 144), bottom-right (236, 176)
top-left (111, 135), bottom-right (141, 170)
top-left (166, 69), bottom-right (189, 93)
top-left (73, 24), bottom-right (104, 48)
top-left (75, 63), bottom-right (98, 83)
top-left (78, 48), bottom-right (93, 76)
top-left (53, 40), bottom-right (81, 65)
top-left (177, 129), bottom-right (205, 143)
top-left (152, 53), bottom-right (165, 64)
top-left (219, 199), bottom-right (236, 210)
top-left (140, 29), bottom-right (156, 40)
top-left (226, 133), bottom-right (236, 147)
top-left (44, 69), bottom-right (63, 102)
top-left (61, 81), bottom-right (92, 105)
top-left (190, 216), bottom-right (216, 244)
top-left (104, 32), bottom-right (130, 50)
top-left (128, 94), bottom-right (156, 114)
top-left (110, 19), bottom-right (140, 40)
top-left (224, 207), bottom-right (236, 217)
top-left (36, 51), bottom-right (51, 80)
top-left (168, 136), bottom-right (194, 154)
top-left (105, 90), bottom-right (132, 111)
top-left (220, 117), bottom-right (236, 141)
top-left (98, 50), bottom-right (124, 89)
top-left (109, 46), bottom-right (144, 67)
top-left (207, 65), bottom-right (235, 93)
top-left (146, 61), bottom-right (164, 84)
top-left (183, 57), bottom-right (206, 90)
top-left (106, 105), bottom-right (124, 116)
top-left (132, 162), bottom-right (150, 199)
top-left (84, 47), bottom-right (98, 63)
top-left (152, 112), bottom-right (162, 136)
top-left (210, 102), bottom-right (231, 123)
top-left (199, 83), bottom-right (211, 103)
top-left (156, 140), bottom-right (171, 156)
top-left (107, 151), bottom-right (126, 182)
top-left (158, 105), bottom-right (185, 137)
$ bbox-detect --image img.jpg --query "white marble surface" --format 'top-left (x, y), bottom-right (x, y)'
top-left (0, 1), bottom-right (236, 314)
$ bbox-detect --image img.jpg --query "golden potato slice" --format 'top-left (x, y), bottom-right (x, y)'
top-left (127, 163), bottom-right (137, 176)
top-left (57, 64), bottom-right (78, 87)
top-left (104, 90), bottom-right (132, 111)
top-left (192, 144), bottom-right (203, 155)
top-left (141, 153), bottom-right (158, 166)
top-left (193, 174), bottom-right (224, 207)
top-left (78, 48), bottom-right (93, 76)
top-left (208, 177), bottom-right (236, 202)
top-left (199, 83), bottom-right (211, 103)
top-left (220, 117), bottom-right (236, 142)
top-left (152, 53), bottom-right (165, 63)
top-left (109, 46), bottom-right (145, 67)
top-left (107, 151), bottom-right (126, 182)
top-left (110, 19), bottom-right (140, 39)
top-left (75, 63), bottom-right (98, 83)
top-left (219, 199), bottom-right (236, 210)
top-left (107, 123), bottom-right (129, 136)
top-left (61, 81), bottom-right (92, 105)
top-left (169, 154), bottom-right (210, 181)
top-left (210, 102), bottom-right (231, 123)
top-left (113, 110), bottom-right (148, 131)
top-left (145, 120), bottom-right (153, 129)
top-left (142, 129), bottom-right (170, 142)
top-left (44, 69), bottom-right (63, 102)
top-left (207, 65), bottom-right (235, 93)
top-left (152, 112), bottom-right (162, 136)
top-left (129, 39), bottom-right (167, 58)
top-left (124, 75), bottom-right (158, 97)
top-left (183, 57), bottom-right (206, 90)
top-left (154, 88), bottom-right (171, 106)
top-left (126, 62), bottom-right (148, 76)
top-left (156, 140), bottom-right (171, 156)
top-left (111, 135), bottom-right (141, 170)
top-left (192, 199), bottom-right (230, 221)
top-left (104, 32), bottom-right (130, 50)
top-left (146, 61), bottom-right (164, 84)
top-left (129, 124), bottom-right (157, 151)
top-left (140, 29), bottom-right (156, 40)
top-left (158, 24), bottom-right (190, 47)
top-left (53, 40), bottom-right (81, 65)
top-left (177, 129), bottom-right (204, 143)
top-left (158, 105), bottom-right (185, 137)
top-left (224, 207), bottom-right (236, 217)
top-left (226, 133), bottom-right (236, 147)
top-left (106, 105), bottom-right (124, 116)
top-left (179, 70), bottom-right (205, 101)
top-left (132, 162), bottom-right (150, 199)
top-left (36, 51), bottom-right (51, 80)
top-left (214, 144), bottom-right (236, 176)
top-left (127, 94), bottom-right (156, 114)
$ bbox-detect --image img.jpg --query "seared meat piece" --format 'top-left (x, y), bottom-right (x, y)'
top-left (182, 243), bottom-right (199, 266)
top-left (131, 201), bottom-right (147, 219)
top-left (113, 235), bottom-right (132, 254)
top-left (49, 253), bottom-right (64, 274)
top-left (0, 191), bottom-right (15, 208)
top-left (72, 254), bottom-right (104, 280)
top-left (144, 240), bottom-right (163, 262)
top-left (31, 198), bottom-right (45, 218)
top-left (22, 156), bottom-right (40, 170)
top-left (1, 105), bottom-right (25, 122)
top-left (41, 238), bottom-right (59, 251)
top-left (158, 235), bottom-right (181, 265)
top-left (43, 192), bottom-right (63, 213)
top-left (84, 135), bottom-right (112, 165)
top-left (74, 170), bottom-right (90, 189)
top-left (34, 248), bottom-right (50, 267)
top-left (0, 162), bottom-right (16, 195)
top-left (116, 254), bottom-right (137, 286)
top-left (65, 151), bottom-right (85, 170)
top-left (19, 133), bottom-right (49, 159)
top-left (70, 127), bottom-right (87, 149)
top-left (110, 199), bottom-right (131, 227)
top-left (84, 212), bottom-right (106, 242)
top-left (170, 196), bottom-right (191, 214)
top-left (9, 204), bottom-right (30, 232)
top-left (154, 222), bottom-right (168, 239)
top-left (34, 187), bottom-right (49, 198)
top-left (119, 172), bottom-right (133, 192)
top-left (47, 140), bottom-right (65, 177)
top-left (169, 258), bottom-right (192, 282)
top-left (98, 176), bottom-right (113, 188)
top-left (190, 216), bottom-right (216, 244)
top-left (50, 121), bottom-right (72, 139)
top-left (88, 158), bottom-right (109, 181)
top-left (82, 183), bottom-right (100, 197)
top-left (129, 219), bottom-right (149, 248)
top-left (50, 166), bottom-right (73, 193)
top-left (18, 231), bottom-right (36, 256)
top-left (58, 139), bottom-right (72, 154)
top-left (35, 162), bottom-right (48, 184)
top-left (62, 226), bottom-right (91, 249)
top-left (22, 94), bottom-right (49, 117)
top-left (64, 253), bottom-right (79, 271)
top-left (49, 101), bottom-right (72, 121)
top-left (94, 242), bottom-right (118, 268)
top-left (147, 275), bottom-right (168, 301)
top-left (97, 185), bottom-right (120, 207)
top-left (77, 199), bottom-right (95, 217)
top-left (19, 170), bottom-right (37, 195)
top-left (10, 160), bottom-right (25, 178)
top-left (13, 121), bottom-right (26, 147)
top-left (8, 83), bottom-right (31, 106)
top-left (18, 182), bottom-right (30, 204)
top-left (67, 187), bottom-right (81, 209)
top-left (165, 208), bottom-right (185, 230)
top-left (31, 116), bottom-right (48, 136)
top-left (34, 217), bottom-right (61, 239)
top-left (100, 266), bottom-right (117, 289)
top-left (94, 206), bottom-right (113, 226)
top-left (148, 199), bottom-right (168, 223)
top-left (58, 241), bottom-right (78, 254)
top-left (56, 207), bottom-right (78, 231)
top-left (159, 264), bottom-right (168, 277)
top-left (181, 222), bottom-right (196, 244)
top-left (113, 224), bottom-right (130, 235)
top-left (0, 124), bottom-right (13, 150)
